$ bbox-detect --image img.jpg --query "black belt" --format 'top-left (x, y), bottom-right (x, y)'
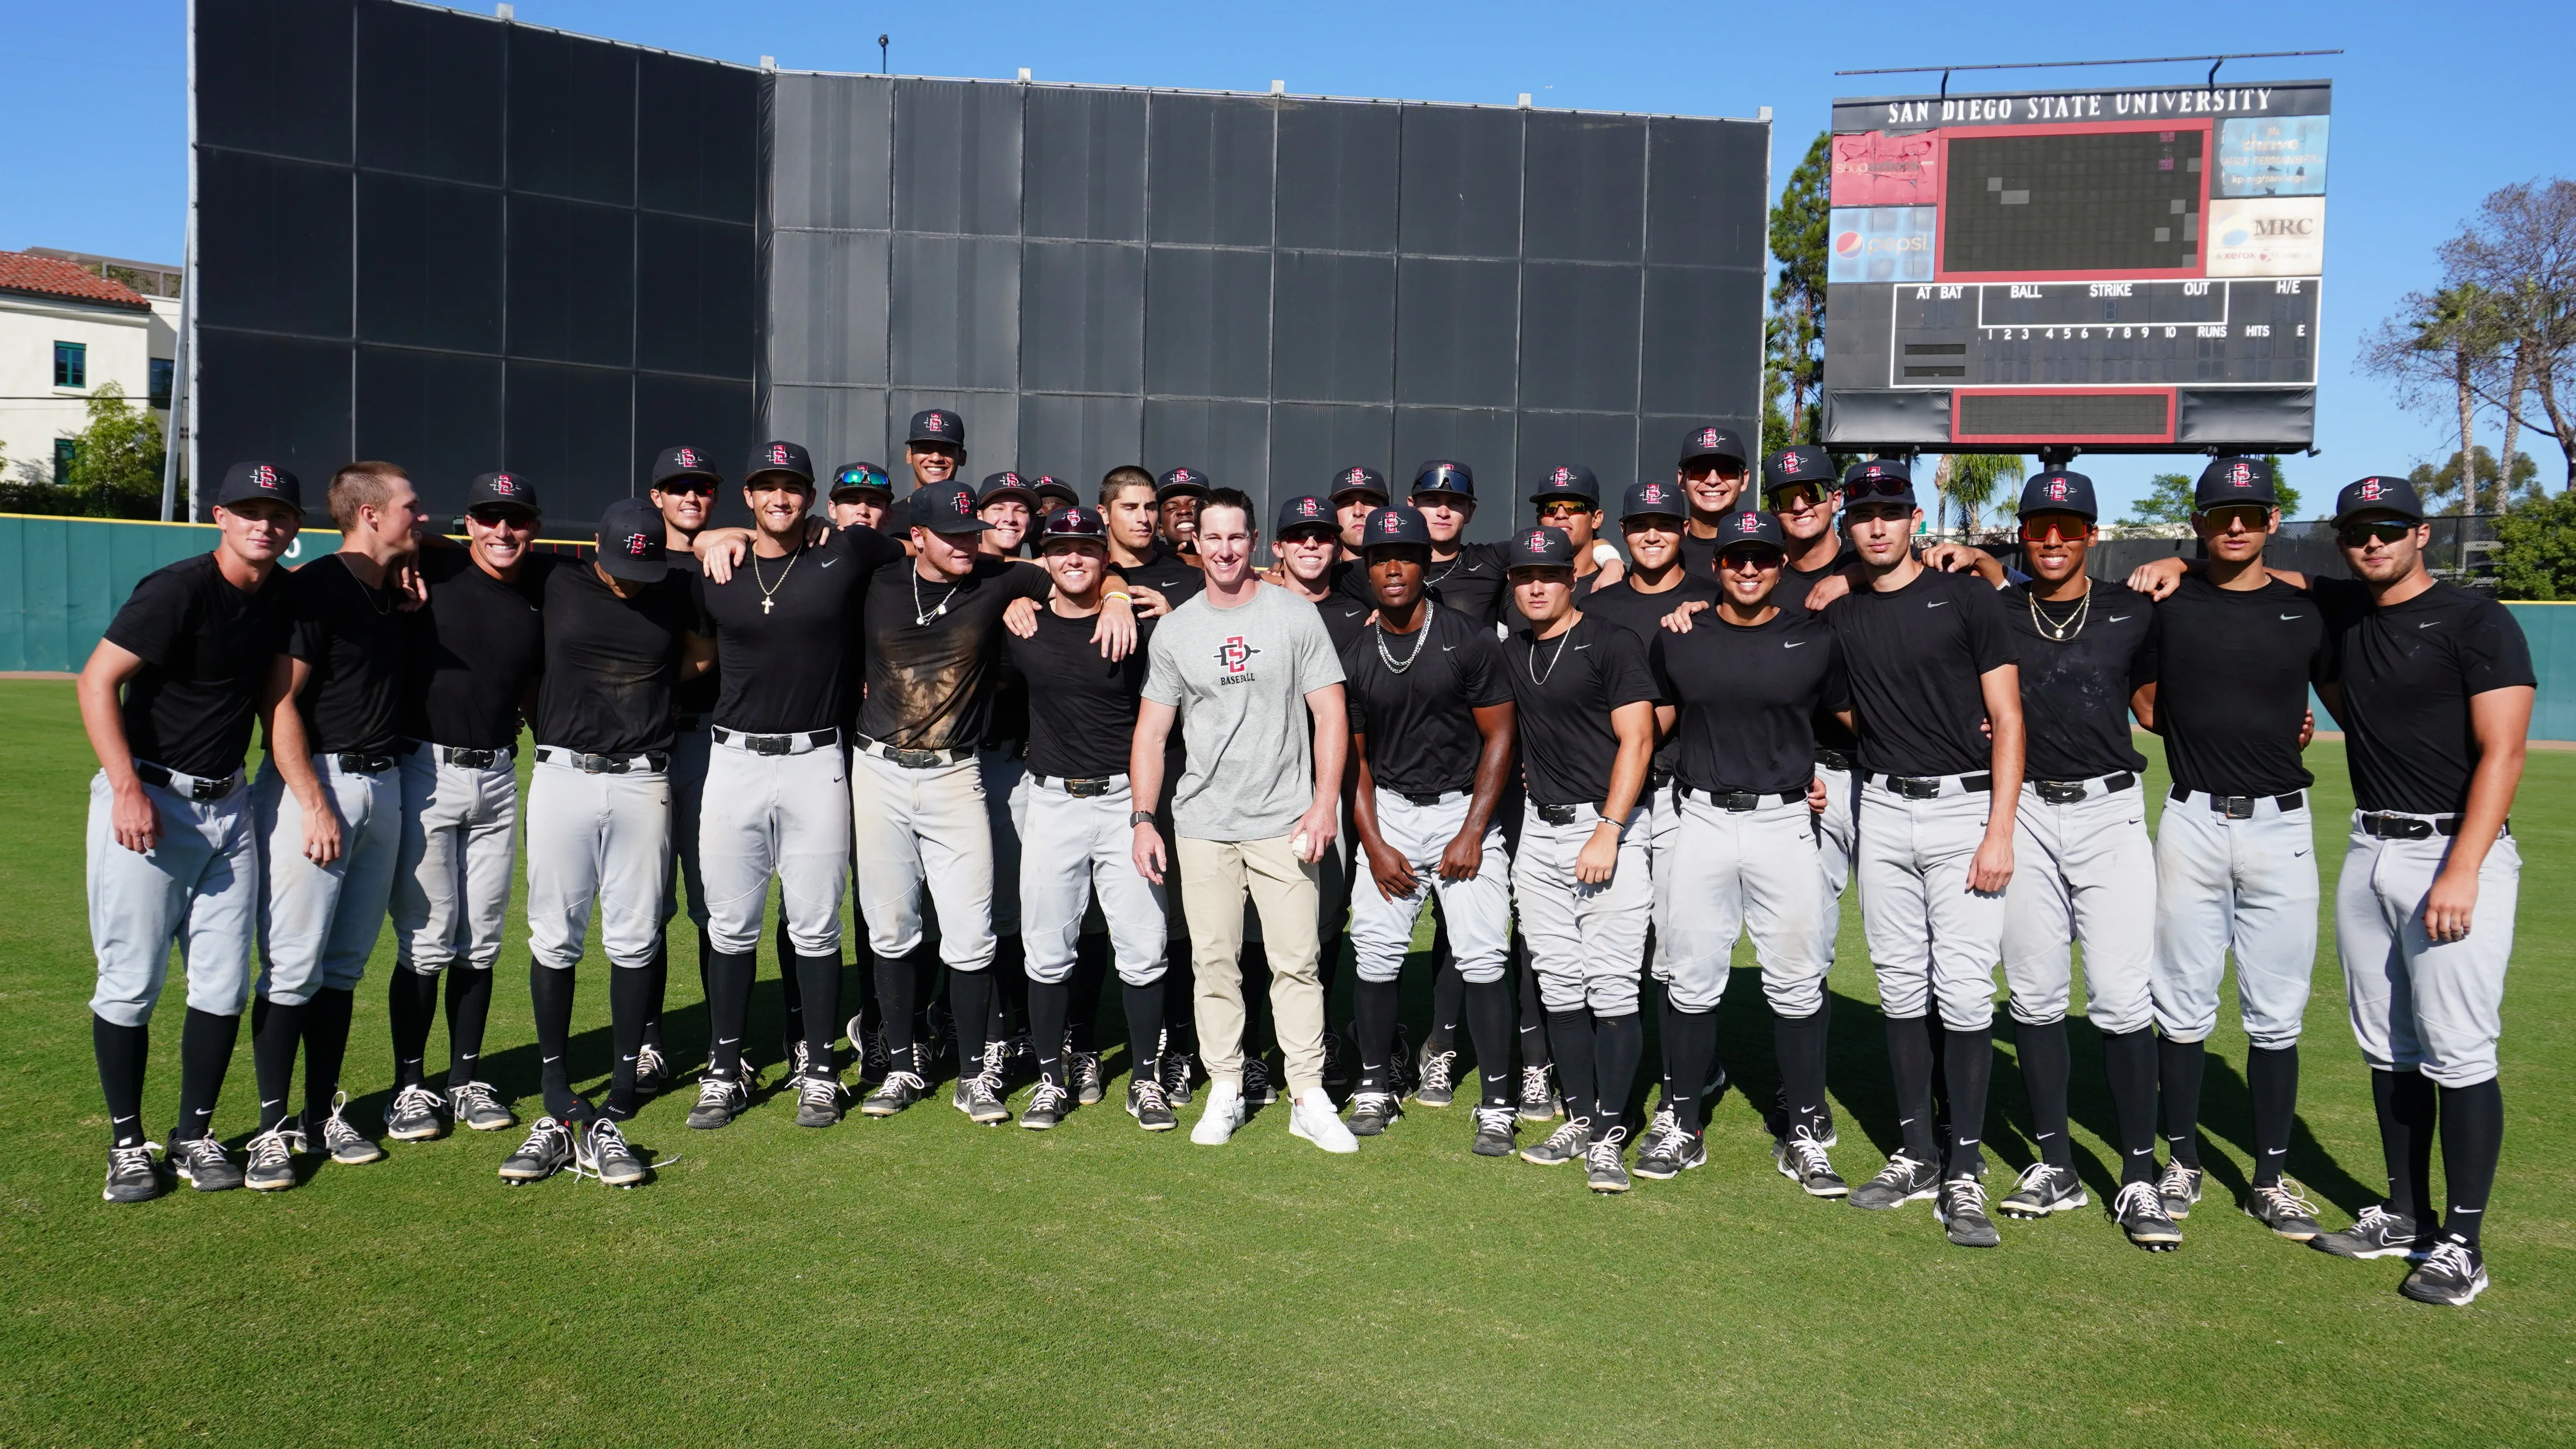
top-left (2172, 784), bottom-right (2304, 818)
top-left (852, 732), bottom-right (974, 768)
top-left (2359, 812), bottom-right (2492, 840)
top-left (1814, 749), bottom-right (1854, 772)
top-left (1679, 785), bottom-right (1803, 811)
top-left (1535, 802), bottom-right (1588, 825)
top-left (1397, 790), bottom-right (1454, 808)
top-left (2033, 771), bottom-right (2135, 805)
top-left (403, 739), bottom-right (511, 769)
top-left (1033, 773), bottom-right (1121, 798)
top-left (134, 762), bottom-right (241, 801)
top-left (717, 726), bottom-right (841, 757)
top-left (1873, 772), bottom-right (1990, 800)
top-left (1647, 765), bottom-right (1674, 790)
top-left (536, 747), bottom-right (668, 774)
top-left (334, 753), bottom-right (397, 774)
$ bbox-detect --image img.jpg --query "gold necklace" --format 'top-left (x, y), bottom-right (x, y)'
top-left (752, 544), bottom-right (800, 614)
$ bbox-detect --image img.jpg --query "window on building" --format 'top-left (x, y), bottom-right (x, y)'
top-left (149, 357), bottom-right (175, 410)
top-left (54, 439), bottom-right (79, 484)
top-left (54, 341), bottom-right (86, 388)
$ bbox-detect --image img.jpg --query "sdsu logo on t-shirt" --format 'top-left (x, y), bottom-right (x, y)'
top-left (1213, 635), bottom-right (1261, 684)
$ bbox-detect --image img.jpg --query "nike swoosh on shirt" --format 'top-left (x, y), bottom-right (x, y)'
top-left (2419, 620), bottom-right (2440, 629)
top-left (1783, 640), bottom-right (1807, 648)
top-left (1926, 600), bottom-right (1948, 609)
top-left (2279, 612), bottom-right (2304, 620)
top-left (1572, 643), bottom-right (1590, 651)
top-left (2106, 613), bottom-right (2131, 622)
top-left (819, 558), bottom-right (840, 568)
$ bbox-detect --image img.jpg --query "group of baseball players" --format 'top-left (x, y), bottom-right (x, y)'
top-left (77, 407), bottom-right (2531, 1306)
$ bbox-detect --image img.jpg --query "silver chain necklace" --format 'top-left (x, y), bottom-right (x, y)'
top-left (1374, 599), bottom-right (1436, 674)
top-left (910, 568), bottom-right (960, 627)
top-left (2028, 578), bottom-right (2093, 641)
top-left (751, 544), bottom-right (800, 615)
top-left (1527, 624), bottom-right (1574, 686)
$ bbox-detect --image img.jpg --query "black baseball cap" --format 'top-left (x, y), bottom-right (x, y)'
top-left (1329, 465), bottom-right (1389, 504)
top-left (907, 408), bottom-right (965, 448)
top-left (2194, 456), bottom-right (2278, 512)
top-left (1841, 458), bottom-right (1916, 507)
top-left (1275, 493), bottom-right (1339, 538)
top-left (908, 481), bottom-right (992, 534)
top-left (1714, 507), bottom-right (1786, 553)
top-left (1680, 425), bottom-right (1749, 468)
top-left (1032, 475), bottom-right (1079, 507)
top-left (1762, 445), bottom-right (1835, 495)
top-left (745, 440), bottom-right (814, 486)
top-left (979, 471), bottom-right (1038, 510)
top-left (1038, 505), bottom-right (1107, 544)
top-left (1360, 505), bottom-right (1433, 551)
top-left (650, 444), bottom-right (723, 490)
top-left (2334, 475), bottom-right (2426, 525)
top-left (1155, 466), bottom-right (1210, 501)
top-left (1621, 479), bottom-right (1689, 521)
top-left (1530, 463), bottom-right (1600, 507)
top-left (1411, 460), bottom-right (1475, 499)
top-left (829, 462), bottom-right (893, 499)
top-left (1507, 525), bottom-right (1578, 570)
top-left (214, 460), bottom-right (303, 515)
top-left (465, 470), bottom-right (539, 518)
top-left (2018, 470), bottom-right (2098, 522)
top-left (596, 498), bottom-right (670, 582)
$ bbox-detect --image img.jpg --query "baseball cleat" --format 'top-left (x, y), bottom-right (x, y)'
top-left (383, 1083), bottom-right (447, 1142)
top-left (1160, 1045), bottom-right (1196, 1106)
top-left (1289, 1089), bottom-right (1360, 1154)
top-left (2245, 1178), bottom-right (2323, 1240)
top-left (1124, 1077), bottom-right (1177, 1131)
top-left (1320, 1029), bottom-right (1349, 1090)
top-left (315, 1095), bottom-right (385, 1165)
top-left (2312, 1204), bottom-right (2428, 1261)
top-left (1773, 1127), bottom-right (1848, 1198)
top-left (1517, 1064), bottom-right (1562, 1123)
top-left (242, 1122), bottom-right (298, 1192)
top-left (1189, 1080), bottom-right (1244, 1145)
top-left (2111, 1180), bottom-right (2182, 1251)
top-left (794, 1072), bottom-right (845, 1128)
top-left (1998, 1162), bottom-right (2089, 1219)
top-left (860, 1070), bottom-right (927, 1117)
top-left (634, 1043), bottom-right (671, 1096)
top-left (1768, 1085), bottom-right (1838, 1147)
top-left (1471, 1104), bottom-right (1518, 1157)
top-left (1021, 1079), bottom-right (1071, 1130)
top-left (1242, 1055), bottom-right (1279, 1107)
top-left (783, 1040), bottom-right (811, 1081)
top-left (580, 1117), bottom-right (647, 1188)
top-left (1633, 1104), bottom-right (1679, 1165)
top-left (1585, 1128), bottom-right (1632, 1193)
top-left (953, 1071), bottom-right (1011, 1125)
top-left (2399, 1241), bottom-right (2488, 1307)
top-left (1521, 1117), bottom-right (1592, 1166)
top-left (102, 1142), bottom-right (165, 1204)
top-left (1344, 1091), bottom-right (1403, 1137)
top-left (449, 1080), bottom-right (516, 1132)
top-left (1388, 1025), bottom-right (1417, 1097)
top-left (686, 1074), bottom-right (752, 1130)
top-left (169, 1136), bottom-right (245, 1193)
top-left (1412, 1046), bottom-right (1459, 1108)
top-left (1633, 1127), bottom-right (1708, 1181)
top-left (854, 1020), bottom-right (890, 1082)
top-left (1937, 1177), bottom-right (2002, 1248)
top-left (2157, 1161), bottom-right (2204, 1219)
top-left (1850, 1151), bottom-right (1940, 1211)
top-left (498, 1116), bottom-right (575, 1183)
top-left (1071, 1050), bottom-right (1105, 1106)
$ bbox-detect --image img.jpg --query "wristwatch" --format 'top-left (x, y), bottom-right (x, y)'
top-left (1129, 810), bottom-right (1156, 827)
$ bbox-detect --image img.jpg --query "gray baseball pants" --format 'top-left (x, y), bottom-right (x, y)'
top-left (850, 747), bottom-right (995, 971)
top-left (702, 733), bottom-right (851, 957)
top-left (1349, 789), bottom-right (1511, 986)
top-left (391, 743), bottom-right (518, 975)
top-left (2150, 790), bottom-right (2317, 1048)
top-left (1815, 759), bottom-right (1857, 962)
top-left (1661, 793), bottom-right (1832, 1016)
top-left (255, 756), bottom-right (402, 1006)
top-left (2337, 815), bottom-right (2520, 1088)
top-left (1019, 773), bottom-right (1167, 987)
top-left (1641, 779), bottom-right (1682, 970)
top-left (1856, 775), bottom-right (2006, 1030)
top-left (525, 750), bottom-right (671, 973)
top-left (87, 767), bottom-right (258, 1027)
top-left (661, 717), bottom-right (712, 929)
top-left (1513, 801), bottom-right (1650, 1015)
top-left (2002, 776), bottom-right (2155, 1033)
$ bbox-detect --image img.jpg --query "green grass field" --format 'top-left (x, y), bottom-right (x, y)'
top-left (2, 678), bottom-right (2570, 1447)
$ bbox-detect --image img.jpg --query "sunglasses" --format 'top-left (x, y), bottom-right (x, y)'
top-left (656, 480), bottom-right (716, 498)
top-left (467, 507), bottom-right (535, 528)
top-left (2338, 519), bottom-right (2416, 547)
top-left (1719, 546), bottom-right (1784, 570)
top-left (1842, 476), bottom-right (1913, 503)
top-left (1766, 484), bottom-right (1833, 511)
top-left (2019, 516), bottom-right (2092, 544)
top-left (1535, 500), bottom-right (1595, 517)
top-left (2197, 504), bottom-right (2270, 529)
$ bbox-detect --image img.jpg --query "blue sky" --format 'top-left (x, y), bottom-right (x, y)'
top-left (7, 0), bottom-right (2568, 518)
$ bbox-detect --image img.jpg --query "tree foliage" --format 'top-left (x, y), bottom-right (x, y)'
top-left (2120, 472), bottom-right (2197, 527)
top-left (2494, 487), bottom-right (2576, 598)
top-left (2410, 446), bottom-right (2541, 513)
top-left (0, 383), bottom-right (165, 519)
top-left (1765, 133), bottom-right (1831, 447)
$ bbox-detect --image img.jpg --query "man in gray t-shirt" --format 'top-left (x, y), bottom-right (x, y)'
top-left (1133, 487), bottom-right (1356, 1152)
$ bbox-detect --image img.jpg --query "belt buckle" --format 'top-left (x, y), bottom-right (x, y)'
top-left (1401, 792), bottom-right (1443, 808)
top-left (456, 748), bottom-right (496, 769)
top-left (2215, 795), bottom-right (2255, 819)
top-left (1718, 791), bottom-right (1758, 811)
top-left (1066, 777), bottom-right (1110, 798)
top-left (188, 775), bottom-right (226, 802)
top-left (892, 747), bottom-right (937, 768)
top-left (1538, 803), bottom-right (1577, 825)
top-left (1890, 776), bottom-right (1937, 800)
top-left (752, 735), bottom-right (790, 757)
top-left (2035, 780), bottom-right (2087, 805)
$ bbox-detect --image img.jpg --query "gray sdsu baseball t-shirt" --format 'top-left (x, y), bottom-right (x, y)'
top-left (1143, 583), bottom-right (1346, 842)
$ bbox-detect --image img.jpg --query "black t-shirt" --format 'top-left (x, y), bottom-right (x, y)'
top-left (401, 548), bottom-right (551, 749)
top-left (1652, 610), bottom-right (1846, 796)
top-left (534, 560), bottom-right (700, 756)
top-left (1006, 604), bottom-right (1152, 779)
top-left (102, 552), bottom-right (292, 778)
top-left (696, 524), bottom-right (905, 734)
top-left (1421, 541), bottom-right (1511, 625)
top-left (856, 557), bottom-right (1055, 750)
top-left (1830, 566), bottom-right (2016, 779)
top-left (2006, 581), bottom-right (2154, 781)
top-left (1504, 614), bottom-right (1658, 807)
top-left (1313, 563), bottom-right (1378, 656)
top-left (666, 555), bottom-right (720, 718)
top-left (1576, 574), bottom-right (1720, 783)
top-left (1342, 603), bottom-right (1513, 796)
top-left (2148, 573), bottom-right (2329, 796)
top-left (281, 553), bottom-right (407, 756)
top-left (1125, 545), bottom-right (1206, 609)
top-left (2315, 578), bottom-right (2536, 815)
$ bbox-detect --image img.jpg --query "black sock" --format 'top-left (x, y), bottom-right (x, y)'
top-left (1943, 1024), bottom-right (1993, 1178)
top-left (1123, 979), bottom-right (1165, 1083)
top-left (696, 925), bottom-right (714, 999)
top-left (1068, 933), bottom-right (1109, 1054)
top-left (299, 986), bottom-right (356, 1126)
top-left (2372, 1067), bottom-right (2438, 1222)
top-left (2017, 1019), bottom-right (2073, 1170)
top-left (530, 964), bottom-right (583, 1121)
top-left (1773, 1008), bottom-right (1831, 1139)
top-left (951, 968), bottom-right (995, 1078)
top-left (641, 937), bottom-right (669, 1053)
top-left (1465, 978), bottom-right (1515, 1109)
top-left (1545, 1010), bottom-right (1597, 1126)
top-left (93, 1015), bottom-right (149, 1148)
top-left (775, 915), bottom-right (805, 1058)
top-left (1353, 977), bottom-right (1401, 1092)
top-left (998, 937), bottom-right (1030, 1041)
top-left (794, 950), bottom-right (841, 1077)
top-left (1029, 978), bottom-right (1070, 1085)
top-left (1593, 1012), bottom-right (1643, 1139)
top-left (250, 996), bottom-right (305, 1133)
top-left (1240, 943), bottom-right (1273, 1056)
top-left (2436, 1078), bottom-right (2503, 1249)
top-left (174, 1008), bottom-right (240, 1143)
top-left (607, 964), bottom-right (653, 1120)
top-left (387, 970), bottom-right (439, 1090)
top-left (2101, 1027), bottom-right (2160, 1185)
top-left (2247, 1043), bottom-right (2298, 1187)
top-left (705, 949), bottom-right (755, 1080)
top-left (1886, 1015), bottom-right (1938, 1163)
top-left (1161, 942), bottom-right (1196, 1054)
top-left (445, 964), bottom-right (493, 1084)
top-left (874, 954), bottom-right (918, 1061)
top-left (1513, 936), bottom-right (1549, 1070)
top-left (1663, 1007), bottom-right (1718, 1133)
top-left (1928, 1016), bottom-right (1951, 1129)
top-left (2157, 1032), bottom-right (2206, 1169)
top-left (1656, 982), bottom-right (1677, 1098)
top-left (1426, 924), bottom-right (1463, 1053)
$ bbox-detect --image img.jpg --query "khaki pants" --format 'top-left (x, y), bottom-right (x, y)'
top-left (1178, 834), bottom-right (1327, 1096)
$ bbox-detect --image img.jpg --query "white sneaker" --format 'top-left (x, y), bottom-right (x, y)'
top-left (1289, 1088), bottom-right (1358, 1154)
top-left (1189, 1079), bottom-right (1245, 1146)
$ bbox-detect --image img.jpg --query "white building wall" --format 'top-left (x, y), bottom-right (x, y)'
top-left (0, 293), bottom-right (162, 482)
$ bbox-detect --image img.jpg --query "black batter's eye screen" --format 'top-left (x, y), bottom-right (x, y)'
top-left (1944, 130), bottom-right (2205, 274)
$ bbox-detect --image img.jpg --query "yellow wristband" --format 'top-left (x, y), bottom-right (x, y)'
top-left (1105, 590), bottom-right (1133, 602)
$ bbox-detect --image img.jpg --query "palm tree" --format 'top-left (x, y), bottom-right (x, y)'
top-left (1940, 453), bottom-right (2026, 536)
top-left (2413, 284), bottom-right (2500, 512)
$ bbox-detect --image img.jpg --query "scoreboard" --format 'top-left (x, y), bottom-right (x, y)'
top-left (1821, 79), bottom-right (2330, 453)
